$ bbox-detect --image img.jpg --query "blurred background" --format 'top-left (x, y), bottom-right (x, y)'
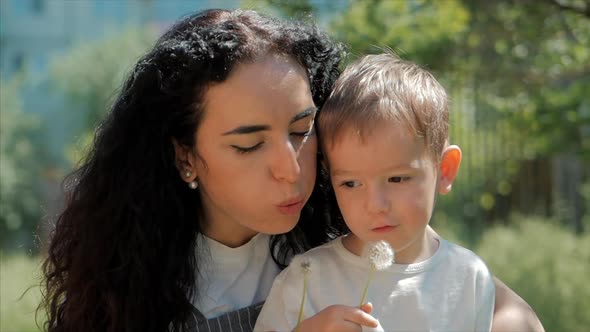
top-left (1, 0), bottom-right (588, 331)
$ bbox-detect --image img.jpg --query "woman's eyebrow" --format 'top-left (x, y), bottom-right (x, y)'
top-left (222, 107), bottom-right (317, 136)
top-left (291, 107), bottom-right (317, 124)
top-left (222, 124), bottom-right (270, 135)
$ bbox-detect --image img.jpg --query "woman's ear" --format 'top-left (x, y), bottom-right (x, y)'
top-left (172, 138), bottom-right (198, 182)
top-left (437, 145), bottom-right (462, 195)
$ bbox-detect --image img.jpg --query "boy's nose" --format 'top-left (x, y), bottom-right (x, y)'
top-left (366, 185), bottom-right (390, 214)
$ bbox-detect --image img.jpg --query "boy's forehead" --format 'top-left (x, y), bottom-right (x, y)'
top-left (322, 122), bottom-right (439, 167)
top-left (325, 133), bottom-right (437, 176)
top-left (323, 119), bottom-right (416, 148)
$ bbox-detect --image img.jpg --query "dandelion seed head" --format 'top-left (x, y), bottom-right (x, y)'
top-left (362, 240), bottom-right (394, 271)
top-left (293, 255), bottom-right (314, 276)
top-left (300, 259), bottom-right (312, 275)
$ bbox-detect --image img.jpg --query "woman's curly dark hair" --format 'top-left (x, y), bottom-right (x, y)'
top-left (40, 8), bottom-right (346, 332)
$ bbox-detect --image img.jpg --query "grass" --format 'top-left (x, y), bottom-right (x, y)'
top-left (1, 252), bottom-right (44, 332)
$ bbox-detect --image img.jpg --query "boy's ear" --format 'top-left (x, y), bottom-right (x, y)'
top-left (172, 138), bottom-right (198, 182)
top-left (437, 145), bottom-right (462, 195)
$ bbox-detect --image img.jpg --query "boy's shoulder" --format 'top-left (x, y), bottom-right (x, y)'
top-left (272, 236), bottom-right (345, 285)
top-left (440, 238), bottom-right (493, 277)
top-left (298, 235), bottom-right (344, 260)
top-left (283, 236), bottom-right (348, 273)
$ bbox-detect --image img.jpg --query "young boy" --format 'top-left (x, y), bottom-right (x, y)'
top-left (255, 53), bottom-right (495, 332)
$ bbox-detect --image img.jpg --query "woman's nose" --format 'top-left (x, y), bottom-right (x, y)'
top-left (269, 139), bottom-right (301, 183)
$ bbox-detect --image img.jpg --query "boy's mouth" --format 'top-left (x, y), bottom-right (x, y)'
top-left (372, 225), bottom-right (398, 233)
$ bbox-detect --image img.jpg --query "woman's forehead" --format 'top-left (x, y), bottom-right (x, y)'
top-left (220, 54), bottom-right (308, 90)
top-left (199, 55), bottom-right (314, 130)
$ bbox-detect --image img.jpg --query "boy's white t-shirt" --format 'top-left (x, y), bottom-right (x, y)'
top-left (193, 233), bottom-right (280, 319)
top-left (255, 235), bottom-right (495, 332)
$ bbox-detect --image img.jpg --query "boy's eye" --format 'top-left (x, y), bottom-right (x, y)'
top-left (232, 142), bottom-right (263, 154)
top-left (341, 180), bottom-right (359, 188)
top-left (388, 176), bottom-right (410, 183)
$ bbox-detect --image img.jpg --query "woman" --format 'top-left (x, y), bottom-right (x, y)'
top-left (41, 8), bottom-right (543, 332)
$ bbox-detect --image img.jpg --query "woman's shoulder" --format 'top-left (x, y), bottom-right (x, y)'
top-left (492, 300), bottom-right (545, 332)
top-left (277, 236), bottom-right (344, 279)
top-left (492, 276), bottom-right (545, 332)
top-left (293, 236), bottom-right (342, 263)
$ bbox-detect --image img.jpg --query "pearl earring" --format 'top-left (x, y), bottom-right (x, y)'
top-left (184, 171), bottom-right (192, 178)
top-left (189, 181), bottom-right (198, 189)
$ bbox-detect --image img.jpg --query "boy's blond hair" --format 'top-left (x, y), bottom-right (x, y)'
top-left (318, 52), bottom-right (449, 163)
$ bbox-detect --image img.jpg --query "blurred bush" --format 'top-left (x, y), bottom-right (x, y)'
top-left (0, 76), bottom-right (44, 251)
top-left (49, 27), bottom-right (156, 166)
top-left (0, 27), bottom-right (157, 252)
top-left (477, 216), bottom-right (590, 332)
top-left (0, 253), bottom-right (44, 332)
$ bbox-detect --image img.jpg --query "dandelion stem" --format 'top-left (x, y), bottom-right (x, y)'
top-left (359, 264), bottom-right (376, 307)
top-left (295, 273), bottom-right (308, 332)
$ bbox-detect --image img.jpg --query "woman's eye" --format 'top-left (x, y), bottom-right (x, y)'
top-left (290, 129), bottom-right (312, 138)
top-left (232, 142), bottom-right (263, 154)
top-left (388, 176), bottom-right (410, 183)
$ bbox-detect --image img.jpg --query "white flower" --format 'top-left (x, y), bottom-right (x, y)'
top-left (291, 255), bottom-right (314, 277)
top-left (300, 258), bottom-right (313, 276)
top-left (358, 241), bottom-right (394, 307)
top-left (362, 240), bottom-right (395, 271)
top-left (293, 255), bottom-right (314, 331)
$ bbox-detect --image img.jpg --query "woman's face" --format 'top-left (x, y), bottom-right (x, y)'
top-left (187, 54), bottom-right (318, 247)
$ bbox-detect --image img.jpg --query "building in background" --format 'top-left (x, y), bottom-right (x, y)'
top-left (1, 0), bottom-right (238, 77)
top-left (0, 0), bottom-right (238, 249)
top-left (1, 0), bottom-right (238, 159)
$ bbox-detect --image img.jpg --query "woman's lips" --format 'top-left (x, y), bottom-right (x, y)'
top-left (276, 198), bottom-right (304, 215)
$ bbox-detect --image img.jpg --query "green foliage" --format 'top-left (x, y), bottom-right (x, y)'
top-left (477, 216), bottom-right (590, 332)
top-left (581, 179), bottom-right (590, 230)
top-left (241, 0), bottom-right (314, 18)
top-left (331, 0), bottom-right (469, 68)
top-left (0, 77), bottom-right (43, 250)
top-left (0, 252), bottom-right (44, 332)
top-left (455, 0), bottom-right (590, 160)
top-left (49, 27), bottom-right (156, 165)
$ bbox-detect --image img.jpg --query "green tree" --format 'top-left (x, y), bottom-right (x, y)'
top-left (48, 27), bottom-right (156, 165)
top-left (0, 76), bottom-right (43, 250)
top-left (453, 0), bottom-right (590, 158)
top-left (242, 0), bottom-right (314, 17)
top-left (443, 0), bottom-right (589, 231)
top-left (331, 0), bottom-right (469, 68)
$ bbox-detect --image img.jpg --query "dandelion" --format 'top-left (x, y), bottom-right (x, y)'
top-left (359, 241), bottom-right (394, 307)
top-left (295, 256), bottom-right (313, 332)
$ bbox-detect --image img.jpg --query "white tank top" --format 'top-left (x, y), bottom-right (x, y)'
top-left (193, 233), bottom-right (280, 319)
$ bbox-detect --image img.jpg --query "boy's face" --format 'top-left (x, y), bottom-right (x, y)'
top-left (325, 122), bottom-right (460, 263)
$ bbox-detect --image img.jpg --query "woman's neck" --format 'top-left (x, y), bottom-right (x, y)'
top-left (202, 222), bottom-right (259, 248)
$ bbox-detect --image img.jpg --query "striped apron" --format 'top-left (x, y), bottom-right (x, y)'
top-left (186, 302), bottom-right (264, 332)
